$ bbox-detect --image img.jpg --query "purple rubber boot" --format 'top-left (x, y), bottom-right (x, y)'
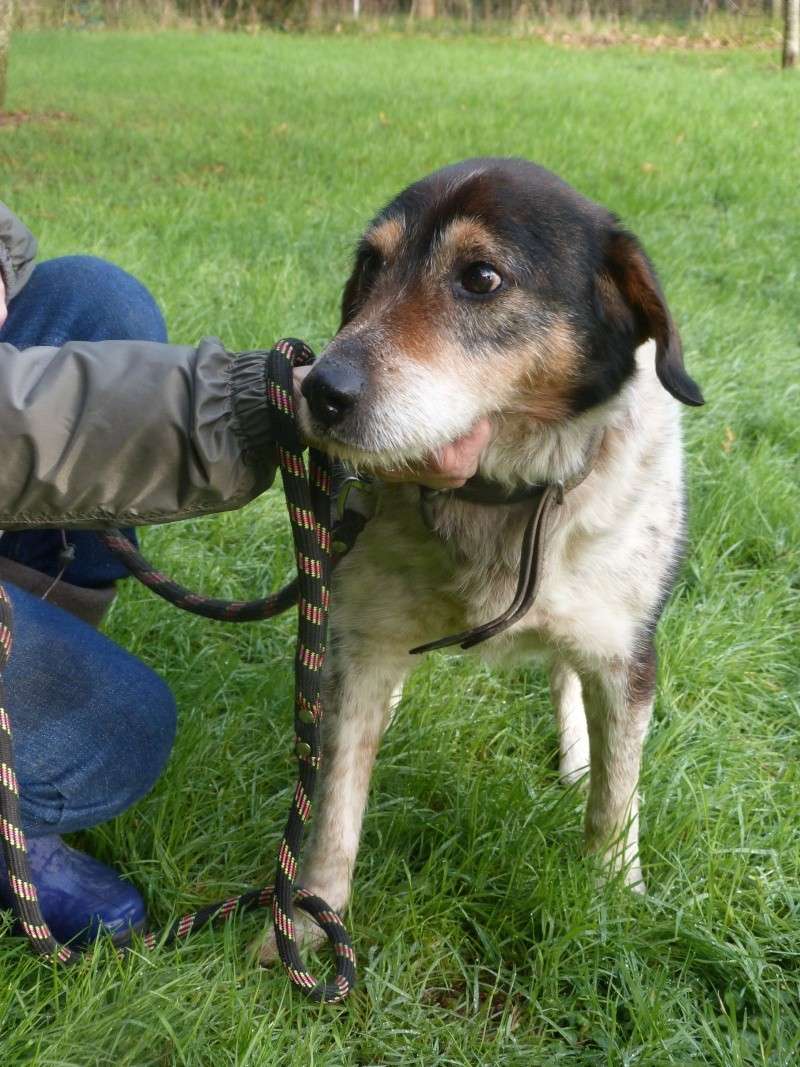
top-left (0, 834), bottom-right (146, 947)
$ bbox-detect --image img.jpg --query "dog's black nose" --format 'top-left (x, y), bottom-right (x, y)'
top-left (302, 360), bottom-right (365, 427)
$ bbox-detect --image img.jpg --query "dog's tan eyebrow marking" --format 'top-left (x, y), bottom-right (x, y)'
top-left (365, 216), bottom-right (406, 260)
top-left (430, 216), bottom-right (511, 274)
top-left (441, 216), bottom-right (495, 249)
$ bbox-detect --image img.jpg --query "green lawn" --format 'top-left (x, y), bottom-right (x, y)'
top-left (2, 29), bottom-right (799, 1066)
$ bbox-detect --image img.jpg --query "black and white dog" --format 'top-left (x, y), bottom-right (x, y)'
top-left (261, 158), bottom-right (703, 960)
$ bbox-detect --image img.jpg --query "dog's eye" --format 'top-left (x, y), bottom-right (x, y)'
top-left (459, 262), bottom-right (502, 296)
top-left (361, 251), bottom-right (381, 279)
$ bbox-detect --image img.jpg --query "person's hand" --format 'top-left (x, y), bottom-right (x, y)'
top-left (378, 419), bottom-right (493, 490)
top-left (0, 275), bottom-right (7, 328)
top-left (292, 364), bottom-right (312, 405)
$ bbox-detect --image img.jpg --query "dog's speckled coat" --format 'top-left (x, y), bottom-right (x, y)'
top-left (260, 158), bottom-right (703, 961)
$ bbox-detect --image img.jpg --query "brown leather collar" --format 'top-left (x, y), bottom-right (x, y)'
top-left (428, 474), bottom-right (549, 508)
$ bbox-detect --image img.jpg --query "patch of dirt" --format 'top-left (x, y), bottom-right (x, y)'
top-left (529, 28), bottom-right (775, 51)
top-left (421, 976), bottom-right (528, 1032)
top-left (0, 110), bottom-right (78, 128)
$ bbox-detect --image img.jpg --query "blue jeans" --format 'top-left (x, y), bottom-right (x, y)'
top-left (0, 256), bottom-right (177, 835)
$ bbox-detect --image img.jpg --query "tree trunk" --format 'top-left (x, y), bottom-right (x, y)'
top-left (0, 0), bottom-right (12, 113)
top-left (784, 0), bottom-right (800, 68)
top-left (413, 0), bottom-right (437, 19)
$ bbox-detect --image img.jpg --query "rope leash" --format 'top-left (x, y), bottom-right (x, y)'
top-left (0, 338), bottom-right (355, 1004)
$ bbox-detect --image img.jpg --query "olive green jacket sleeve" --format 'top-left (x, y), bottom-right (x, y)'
top-left (0, 201), bottom-right (38, 300)
top-left (0, 203), bottom-right (278, 530)
top-left (0, 338), bottom-right (278, 530)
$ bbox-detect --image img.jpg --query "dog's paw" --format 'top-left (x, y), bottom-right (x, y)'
top-left (558, 740), bottom-right (590, 787)
top-left (254, 910), bottom-right (326, 967)
top-left (589, 845), bottom-right (647, 895)
top-left (623, 863), bottom-right (647, 895)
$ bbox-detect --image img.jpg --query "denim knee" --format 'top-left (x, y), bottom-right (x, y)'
top-left (39, 254), bottom-right (167, 344)
top-left (1, 254), bottom-right (167, 348)
top-left (19, 663), bottom-right (177, 837)
top-left (6, 580), bottom-right (179, 835)
top-left (106, 663), bottom-right (178, 812)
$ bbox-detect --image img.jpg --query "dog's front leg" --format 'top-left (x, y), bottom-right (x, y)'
top-left (580, 641), bottom-right (656, 893)
top-left (549, 659), bottom-right (590, 786)
top-left (298, 654), bottom-right (407, 911)
top-left (258, 653), bottom-right (406, 963)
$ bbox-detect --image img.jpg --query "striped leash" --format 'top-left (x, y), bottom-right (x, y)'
top-left (0, 338), bottom-right (356, 1004)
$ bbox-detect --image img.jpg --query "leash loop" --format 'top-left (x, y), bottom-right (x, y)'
top-left (0, 338), bottom-right (355, 1004)
top-left (264, 338), bottom-right (356, 1003)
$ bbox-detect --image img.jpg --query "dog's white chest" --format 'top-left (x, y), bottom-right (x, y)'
top-left (330, 464), bottom-right (675, 669)
top-left (330, 491), bottom-right (571, 662)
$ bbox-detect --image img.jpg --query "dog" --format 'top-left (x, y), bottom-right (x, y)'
top-left (260, 157), bottom-right (703, 962)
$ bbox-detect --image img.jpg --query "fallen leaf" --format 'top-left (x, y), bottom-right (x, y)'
top-left (641, 161), bottom-right (657, 174)
top-left (722, 426), bottom-right (736, 454)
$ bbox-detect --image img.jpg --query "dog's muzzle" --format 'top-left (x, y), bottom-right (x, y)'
top-left (301, 357), bottom-right (366, 428)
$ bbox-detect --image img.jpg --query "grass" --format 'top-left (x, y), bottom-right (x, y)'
top-left (2, 27), bottom-right (799, 1066)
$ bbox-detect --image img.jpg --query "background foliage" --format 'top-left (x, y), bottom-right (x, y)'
top-left (14, 0), bottom-right (790, 31)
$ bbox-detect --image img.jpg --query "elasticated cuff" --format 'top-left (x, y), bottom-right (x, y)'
top-left (228, 352), bottom-right (277, 468)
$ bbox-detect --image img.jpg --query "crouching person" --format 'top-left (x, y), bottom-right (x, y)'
top-left (0, 200), bottom-right (301, 945)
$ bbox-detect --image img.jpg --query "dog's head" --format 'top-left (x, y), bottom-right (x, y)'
top-left (300, 157), bottom-right (703, 467)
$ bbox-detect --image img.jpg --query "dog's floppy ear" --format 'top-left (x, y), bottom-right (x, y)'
top-left (598, 228), bottom-right (704, 407)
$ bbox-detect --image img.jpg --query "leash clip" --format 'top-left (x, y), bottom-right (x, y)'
top-left (330, 476), bottom-right (379, 559)
top-left (554, 480), bottom-right (565, 505)
top-left (336, 475), bottom-right (378, 522)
